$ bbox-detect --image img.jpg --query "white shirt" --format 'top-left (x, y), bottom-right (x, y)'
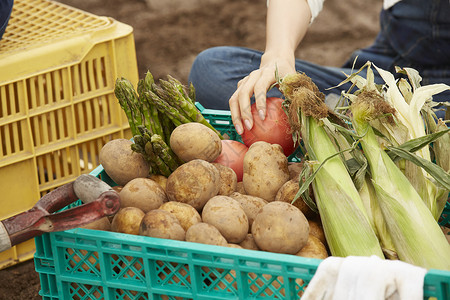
top-left (308, 0), bottom-right (400, 22)
top-left (267, 0), bottom-right (402, 23)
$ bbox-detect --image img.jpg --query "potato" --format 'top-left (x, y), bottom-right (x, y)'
top-left (202, 196), bottom-right (249, 243)
top-left (159, 201), bottom-right (202, 231)
top-left (212, 163), bottom-right (237, 196)
top-left (275, 179), bottom-right (317, 219)
top-left (166, 159), bottom-right (220, 210)
top-left (111, 185), bottom-right (123, 193)
top-left (227, 243), bottom-right (243, 249)
top-left (148, 174), bottom-right (168, 192)
top-left (80, 216), bottom-right (111, 231)
top-left (242, 141), bottom-right (290, 202)
top-left (170, 122), bottom-right (222, 162)
top-left (252, 201), bottom-right (309, 254)
top-left (239, 233), bottom-right (260, 250)
top-left (236, 181), bottom-right (246, 194)
top-left (185, 222), bottom-right (228, 246)
top-left (99, 139), bottom-right (150, 186)
top-left (139, 209), bottom-right (185, 241)
top-left (295, 234), bottom-right (329, 259)
top-left (229, 192), bottom-right (267, 231)
top-left (288, 161), bottom-right (304, 181)
top-left (308, 217), bottom-right (327, 246)
top-left (111, 207), bottom-right (145, 235)
top-left (119, 177), bottom-right (167, 212)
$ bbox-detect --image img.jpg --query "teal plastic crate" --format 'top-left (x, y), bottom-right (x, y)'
top-left (34, 105), bottom-right (450, 299)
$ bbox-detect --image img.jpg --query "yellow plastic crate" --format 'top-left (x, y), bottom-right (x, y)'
top-left (0, 0), bottom-right (137, 270)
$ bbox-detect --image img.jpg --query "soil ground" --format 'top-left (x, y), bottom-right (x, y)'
top-left (0, 0), bottom-right (381, 298)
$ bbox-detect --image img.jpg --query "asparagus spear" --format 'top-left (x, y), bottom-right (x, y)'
top-left (160, 113), bottom-right (174, 145)
top-left (151, 134), bottom-right (181, 171)
top-left (155, 81), bottom-right (192, 121)
top-left (158, 78), bottom-right (224, 138)
top-left (146, 90), bottom-right (191, 126)
top-left (115, 78), bottom-right (141, 136)
top-left (187, 82), bottom-right (196, 105)
top-left (136, 79), bottom-right (156, 135)
top-left (141, 72), bottom-right (165, 137)
top-left (144, 139), bottom-right (171, 177)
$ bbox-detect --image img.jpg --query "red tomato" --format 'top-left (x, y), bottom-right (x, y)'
top-left (213, 140), bottom-right (248, 181)
top-left (240, 97), bottom-right (296, 156)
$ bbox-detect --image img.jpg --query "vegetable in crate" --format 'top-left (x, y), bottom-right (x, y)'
top-left (111, 207), bottom-right (145, 235)
top-left (337, 63), bottom-right (450, 270)
top-left (202, 195), bottom-right (249, 244)
top-left (280, 73), bottom-right (385, 258)
top-left (212, 163), bottom-right (238, 196)
top-left (139, 209), bottom-right (186, 241)
top-left (349, 91), bottom-right (450, 269)
top-left (213, 139), bottom-right (248, 182)
top-left (242, 141), bottom-right (290, 202)
top-left (165, 159), bottom-right (220, 210)
top-left (119, 177), bottom-right (167, 213)
top-left (251, 201), bottom-right (309, 254)
top-left (99, 138), bottom-right (150, 186)
top-left (159, 201), bottom-right (202, 232)
top-left (169, 122), bottom-right (222, 162)
top-left (114, 71), bottom-right (224, 177)
top-left (241, 97), bottom-right (296, 157)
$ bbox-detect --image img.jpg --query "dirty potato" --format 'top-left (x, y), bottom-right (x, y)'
top-left (148, 174), bottom-right (168, 192)
top-left (159, 201), bottom-right (202, 231)
top-left (170, 122), bottom-right (222, 162)
top-left (119, 177), bottom-right (167, 212)
top-left (111, 207), bottom-right (145, 235)
top-left (185, 222), bottom-right (228, 246)
top-left (239, 233), bottom-right (260, 251)
top-left (202, 196), bottom-right (249, 243)
top-left (275, 179), bottom-right (317, 219)
top-left (139, 209), bottom-right (185, 241)
top-left (242, 141), bottom-right (290, 202)
top-left (252, 201), bottom-right (309, 254)
top-left (229, 192), bottom-right (267, 231)
top-left (295, 234), bottom-right (328, 259)
top-left (212, 163), bottom-right (238, 196)
top-left (99, 139), bottom-right (150, 186)
top-left (165, 159), bottom-right (220, 210)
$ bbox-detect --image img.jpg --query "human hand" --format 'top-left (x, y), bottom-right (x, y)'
top-left (228, 53), bottom-right (295, 135)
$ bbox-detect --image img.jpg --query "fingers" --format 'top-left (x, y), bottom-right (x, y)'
top-left (229, 69), bottom-right (275, 135)
top-left (254, 74), bottom-right (274, 121)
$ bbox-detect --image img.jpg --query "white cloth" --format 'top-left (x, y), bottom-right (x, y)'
top-left (302, 255), bottom-right (427, 300)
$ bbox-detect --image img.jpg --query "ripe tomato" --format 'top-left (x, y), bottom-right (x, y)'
top-left (241, 97), bottom-right (295, 156)
top-left (213, 139), bottom-right (248, 181)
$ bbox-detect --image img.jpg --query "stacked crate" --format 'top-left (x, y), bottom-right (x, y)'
top-left (0, 0), bottom-right (137, 269)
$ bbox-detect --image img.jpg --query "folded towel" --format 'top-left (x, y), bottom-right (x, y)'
top-left (302, 255), bottom-right (427, 300)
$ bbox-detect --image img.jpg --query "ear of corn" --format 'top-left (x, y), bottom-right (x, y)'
top-left (350, 93), bottom-right (450, 270)
top-left (281, 73), bottom-right (384, 258)
top-left (372, 65), bottom-right (450, 220)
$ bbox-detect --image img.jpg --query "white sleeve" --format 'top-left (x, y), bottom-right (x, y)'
top-left (307, 0), bottom-right (325, 23)
top-left (266, 0), bottom-right (325, 23)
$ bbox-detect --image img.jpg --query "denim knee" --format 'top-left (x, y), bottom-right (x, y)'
top-left (0, 0), bottom-right (14, 40)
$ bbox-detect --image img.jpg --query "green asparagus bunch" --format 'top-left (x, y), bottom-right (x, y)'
top-left (114, 70), bottom-right (222, 176)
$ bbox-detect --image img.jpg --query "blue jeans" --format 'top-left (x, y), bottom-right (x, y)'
top-left (189, 0), bottom-right (450, 119)
top-left (0, 0), bottom-right (13, 40)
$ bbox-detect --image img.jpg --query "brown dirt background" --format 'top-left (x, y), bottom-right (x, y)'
top-left (0, 0), bottom-right (381, 298)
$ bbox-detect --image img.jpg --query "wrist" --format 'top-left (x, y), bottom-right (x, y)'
top-left (261, 50), bottom-right (296, 68)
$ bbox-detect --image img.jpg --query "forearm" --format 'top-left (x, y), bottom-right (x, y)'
top-left (263, 0), bottom-right (312, 66)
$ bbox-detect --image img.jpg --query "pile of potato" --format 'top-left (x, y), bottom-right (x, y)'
top-left (90, 123), bottom-right (329, 260)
